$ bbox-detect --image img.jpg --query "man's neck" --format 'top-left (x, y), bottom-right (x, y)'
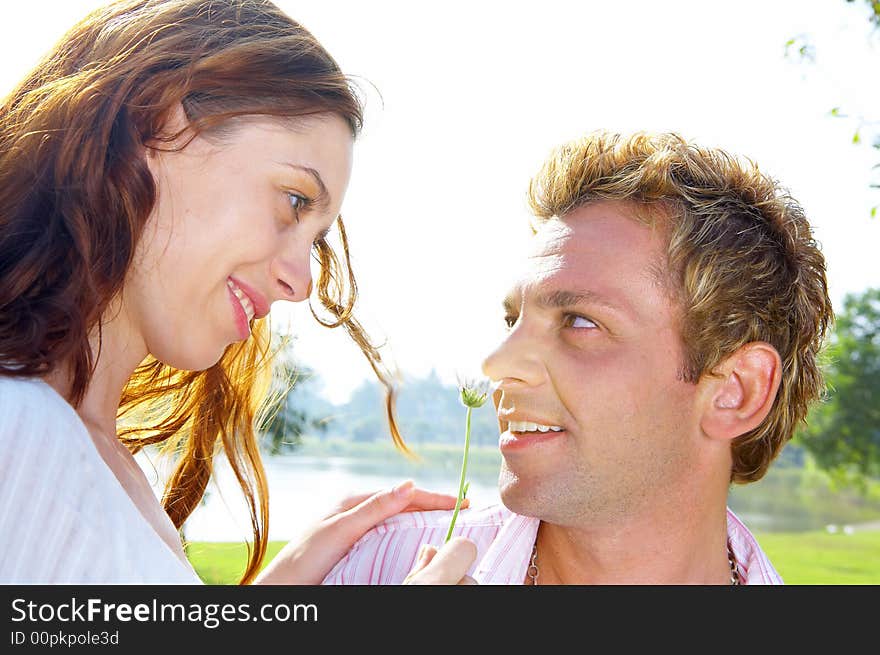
top-left (531, 502), bottom-right (733, 585)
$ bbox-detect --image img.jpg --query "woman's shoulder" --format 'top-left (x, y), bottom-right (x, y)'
top-left (0, 376), bottom-right (95, 468)
top-left (0, 377), bottom-right (104, 581)
top-left (0, 376), bottom-right (82, 432)
top-left (0, 376), bottom-right (201, 584)
top-left (0, 376), bottom-right (87, 448)
top-left (0, 374), bottom-right (55, 399)
top-left (0, 377), bottom-right (100, 549)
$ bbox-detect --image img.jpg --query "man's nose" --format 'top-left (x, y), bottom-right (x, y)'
top-left (481, 322), bottom-right (546, 391)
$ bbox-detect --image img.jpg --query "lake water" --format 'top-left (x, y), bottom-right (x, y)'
top-left (138, 450), bottom-right (880, 542)
top-left (140, 453), bottom-right (502, 543)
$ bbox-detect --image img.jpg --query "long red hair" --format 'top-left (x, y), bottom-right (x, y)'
top-left (0, 0), bottom-right (407, 584)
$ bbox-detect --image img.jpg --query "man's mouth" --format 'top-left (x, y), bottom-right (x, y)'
top-left (499, 418), bottom-right (566, 451)
top-left (507, 420), bottom-right (564, 434)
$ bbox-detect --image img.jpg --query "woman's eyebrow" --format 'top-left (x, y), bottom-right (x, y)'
top-left (284, 163), bottom-right (330, 210)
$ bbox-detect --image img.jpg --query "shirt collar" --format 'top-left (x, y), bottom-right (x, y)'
top-left (471, 506), bottom-right (782, 585)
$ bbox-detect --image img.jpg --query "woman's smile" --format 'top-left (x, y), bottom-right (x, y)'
top-left (227, 278), bottom-right (255, 340)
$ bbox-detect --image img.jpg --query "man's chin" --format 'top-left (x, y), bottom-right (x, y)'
top-left (497, 467), bottom-right (543, 517)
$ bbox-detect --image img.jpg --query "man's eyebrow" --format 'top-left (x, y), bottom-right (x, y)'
top-left (502, 288), bottom-right (628, 316)
top-left (285, 164), bottom-right (330, 209)
top-left (536, 289), bottom-right (626, 314)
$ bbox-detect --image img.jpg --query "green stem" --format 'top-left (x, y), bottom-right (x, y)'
top-left (445, 406), bottom-right (472, 543)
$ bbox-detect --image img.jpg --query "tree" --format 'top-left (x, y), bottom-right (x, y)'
top-left (848, 0), bottom-right (880, 28)
top-left (259, 350), bottom-right (332, 456)
top-left (797, 287), bottom-right (880, 486)
top-left (841, 1), bottom-right (879, 212)
top-left (787, 0), bottom-right (880, 217)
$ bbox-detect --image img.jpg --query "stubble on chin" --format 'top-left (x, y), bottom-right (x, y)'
top-left (498, 461), bottom-right (609, 526)
top-left (497, 463), bottom-right (559, 520)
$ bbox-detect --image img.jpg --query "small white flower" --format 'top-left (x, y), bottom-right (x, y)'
top-left (446, 373), bottom-right (498, 543)
top-left (456, 374), bottom-right (497, 409)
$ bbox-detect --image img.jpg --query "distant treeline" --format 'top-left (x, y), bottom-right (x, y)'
top-left (267, 366), bottom-right (810, 470)
top-left (271, 369), bottom-right (502, 450)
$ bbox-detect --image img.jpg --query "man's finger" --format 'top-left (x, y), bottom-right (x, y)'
top-left (402, 544), bottom-right (438, 584)
top-left (405, 537), bottom-right (477, 585)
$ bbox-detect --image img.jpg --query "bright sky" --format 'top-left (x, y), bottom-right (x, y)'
top-left (3, 1), bottom-right (879, 404)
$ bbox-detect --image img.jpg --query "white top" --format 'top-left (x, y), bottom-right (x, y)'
top-left (0, 376), bottom-right (202, 584)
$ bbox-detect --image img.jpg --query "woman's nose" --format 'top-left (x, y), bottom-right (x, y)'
top-left (270, 238), bottom-right (313, 303)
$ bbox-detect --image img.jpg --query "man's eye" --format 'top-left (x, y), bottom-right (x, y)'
top-left (564, 314), bottom-right (598, 329)
top-left (503, 314), bottom-right (518, 329)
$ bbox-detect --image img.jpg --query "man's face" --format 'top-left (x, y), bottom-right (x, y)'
top-left (482, 201), bottom-right (703, 528)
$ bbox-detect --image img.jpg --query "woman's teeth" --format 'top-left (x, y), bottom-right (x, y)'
top-left (227, 279), bottom-right (255, 322)
top-left (508, 421), bottom-right (564, 433)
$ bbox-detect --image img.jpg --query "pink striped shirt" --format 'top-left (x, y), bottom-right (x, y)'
top-left (322, 504), bottom-right (783, 585)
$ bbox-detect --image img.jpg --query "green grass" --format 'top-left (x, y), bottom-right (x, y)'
top-left (185, 541), bottom-right (285, 586)
top-left (187, 529), bottom-right (880, 585)
top-left (753, 530), bottom-right (880, 584)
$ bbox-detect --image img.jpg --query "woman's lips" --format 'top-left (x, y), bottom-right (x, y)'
top-left (227, 284), bottom-right (251, 340)
top-left (229, 276), bottom-right (270, 319)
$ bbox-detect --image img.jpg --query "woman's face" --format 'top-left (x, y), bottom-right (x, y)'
top-left (124, 110), bottom-right (354, 371)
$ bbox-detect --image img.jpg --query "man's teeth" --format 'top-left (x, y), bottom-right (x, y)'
top-left (227, 279), bottom-right (255, 322)
top-left (508, 421), bottom-right (564, 433)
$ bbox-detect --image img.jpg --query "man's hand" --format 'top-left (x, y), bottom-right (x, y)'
top-left (403, 537), bottom-right (479, 585)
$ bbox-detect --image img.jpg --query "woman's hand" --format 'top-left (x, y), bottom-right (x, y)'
top-left (253, 479), bottom-right (469, 585)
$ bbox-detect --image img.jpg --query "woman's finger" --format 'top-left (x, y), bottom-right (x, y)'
top-left (324, 491), bottom-right (375, 518)
top-left (333, 480), bottom-right (417, 539)
top-left (255, 481), bottom-right (419, 585)
top-left (326, 483), bottom-right (469, 518)
top-left (402, 488), bottom-right (469, 512)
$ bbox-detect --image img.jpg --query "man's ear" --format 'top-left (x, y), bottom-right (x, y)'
top-left (699, 342), bottom-right (782, 442)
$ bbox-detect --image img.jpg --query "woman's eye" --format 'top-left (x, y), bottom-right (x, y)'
top-left (287, 192), bottom-right (310, 219)
top-left (564, 314), bottom-right (598, 329)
